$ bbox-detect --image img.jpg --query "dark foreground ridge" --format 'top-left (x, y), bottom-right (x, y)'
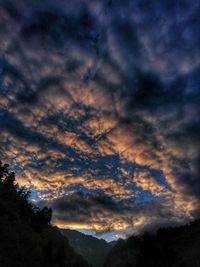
top-left (61, 229), bottom-right (112, 267)
top-left (104, 219), bottom-right (200, 267)
top-left (0, 161), bottom-right (89, 267)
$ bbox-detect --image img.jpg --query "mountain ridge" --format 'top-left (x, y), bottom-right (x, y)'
top-left (104, 219), bottom-right (200, 267)
top-left (0, 161), bottom-right (89, 267)
top-left (61, 228), bottom-right (112, 267)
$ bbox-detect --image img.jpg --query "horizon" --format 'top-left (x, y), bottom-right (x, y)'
top-left (60, 228), bottom-right (119, 242)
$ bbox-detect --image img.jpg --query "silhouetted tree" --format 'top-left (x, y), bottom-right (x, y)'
top-left (104, 220), bottom-right (200, 267)
top-left (0, 160), bottom-right (89, 267)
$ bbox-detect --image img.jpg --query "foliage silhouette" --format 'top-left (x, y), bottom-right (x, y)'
top-left (104, 220), bottom-right (200, 267)
top-left (0, 161), bottom-right (89, 267)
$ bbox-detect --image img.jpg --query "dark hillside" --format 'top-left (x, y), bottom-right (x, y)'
top-left (0, 161), bottom-right (89, 267)
top-left (104, 220), bottom-right (200, 267)
top-left (61, 229), bottom-right (111, 267)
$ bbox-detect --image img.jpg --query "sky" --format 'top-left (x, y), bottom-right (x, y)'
top-left (0, 0), bottom-right (200, 241)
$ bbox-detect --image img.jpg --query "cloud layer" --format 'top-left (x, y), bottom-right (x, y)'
top-left (0, 0), bottom-right (200, 237)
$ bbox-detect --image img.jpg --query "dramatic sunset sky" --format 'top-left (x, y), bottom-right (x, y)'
top-left (0, 0), bottom-right (200, 241)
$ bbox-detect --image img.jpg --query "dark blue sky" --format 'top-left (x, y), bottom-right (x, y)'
top-left (0, 0), bottom-right (200, 240)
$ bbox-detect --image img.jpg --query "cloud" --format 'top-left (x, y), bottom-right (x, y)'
top-left (134, 170), bottom-right (169, 196)
top-left (49, 191), bottom-right (190, 234)
top-left (0, 0), bottom-right (199, 235)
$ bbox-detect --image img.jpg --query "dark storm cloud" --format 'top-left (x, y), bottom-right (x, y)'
top-left (0, 0), bottom-right (200, 233)
top-left (50, 191), bottom-right (189, 233)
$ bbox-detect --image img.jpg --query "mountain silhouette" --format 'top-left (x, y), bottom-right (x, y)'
top-left (104, 219), bottom-right (200, 267)
top-left (61, 229), bottom-right (112, 267)
top-left (0, 161), bottom-right (89, 267)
